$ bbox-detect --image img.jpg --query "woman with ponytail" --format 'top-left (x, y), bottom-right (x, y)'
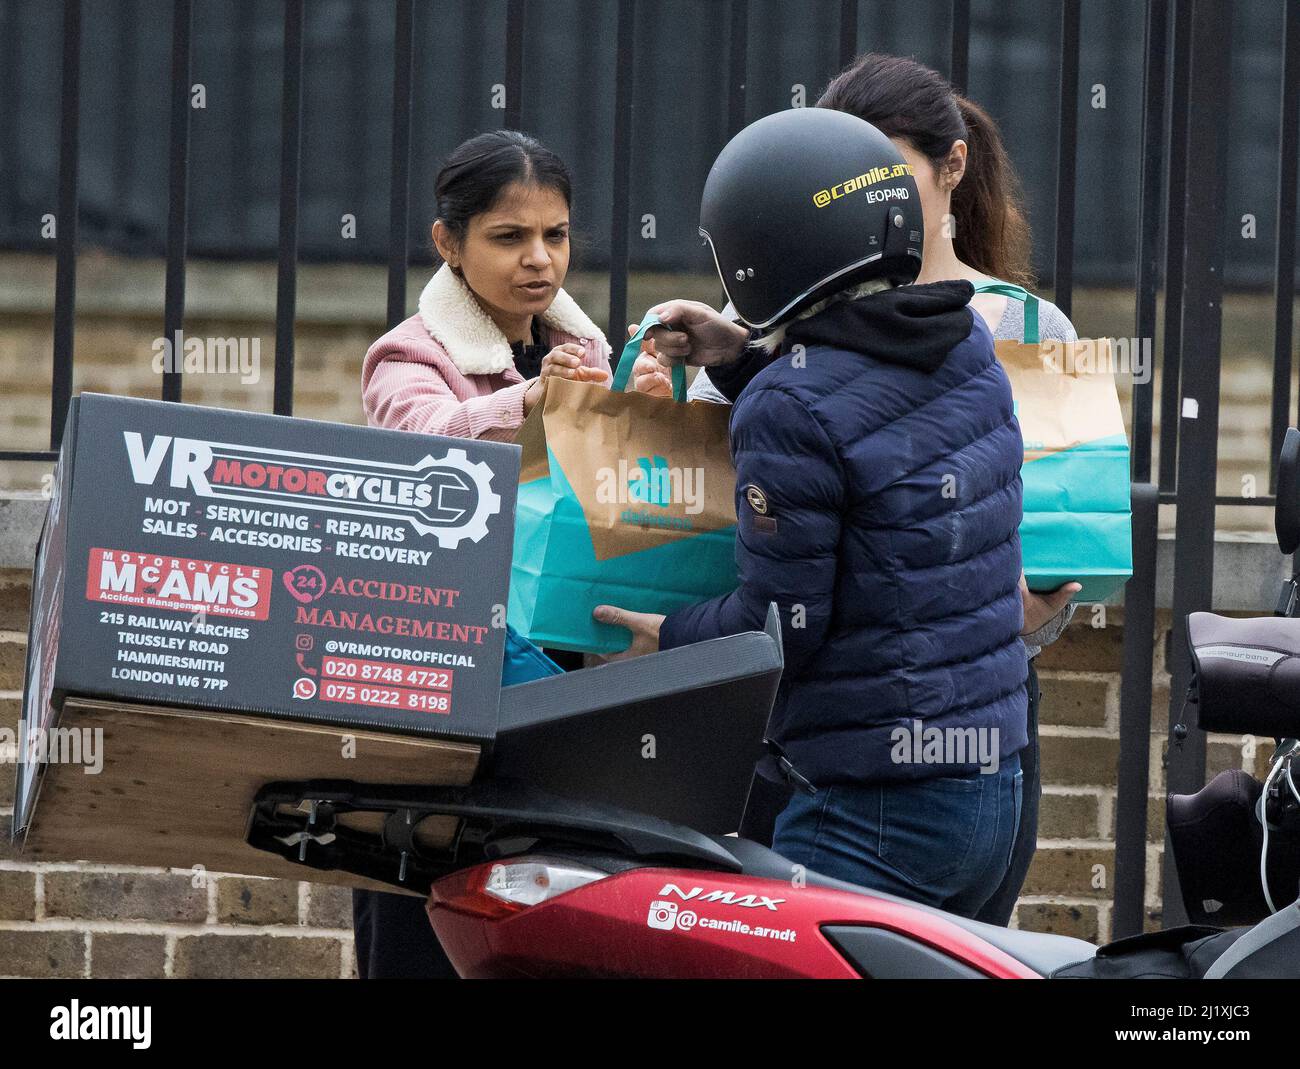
top-left (637, 54), bottom-right (1080, 926)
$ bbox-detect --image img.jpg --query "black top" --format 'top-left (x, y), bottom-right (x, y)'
top-left (510, 318), bottom-right (549, 379)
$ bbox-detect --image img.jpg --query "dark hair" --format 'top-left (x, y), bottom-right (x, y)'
top-left (433, 130), bottom-right (572, 262)
top-left (817, 53), bottom-right (1034, 288)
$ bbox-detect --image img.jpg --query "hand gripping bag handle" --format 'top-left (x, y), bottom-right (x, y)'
top-left (611, 311), bottom-right (687, 401)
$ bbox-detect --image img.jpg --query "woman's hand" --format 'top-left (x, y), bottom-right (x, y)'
top-left (628, 324), bottom-right (674, 397)
top-left (523, 343), bottom-right (609, 413)
top-left (1020, 574), bottom-right (1081, 635)
top-left (592, 603), bottom-right (665, 659)
top-left (645, 299), bottom-right (750, 368)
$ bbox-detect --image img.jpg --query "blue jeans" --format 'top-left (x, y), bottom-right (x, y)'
top-left (772, 753), bottom-right (1022, 919)
top-left (975, 663), bottom-right (1041, 924)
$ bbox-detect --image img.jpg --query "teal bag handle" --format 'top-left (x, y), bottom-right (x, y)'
top-left (972, 280), bottom-right (1041, 345)
top-left (611, 311), bottom-right (687, 401)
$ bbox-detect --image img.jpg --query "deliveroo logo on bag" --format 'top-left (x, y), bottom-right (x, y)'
top-left (628, 456), bottom-right (671, 507)
top-left (594, 455), bottom-right (704, 532)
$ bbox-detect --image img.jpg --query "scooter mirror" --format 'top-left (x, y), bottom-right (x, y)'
top-left (1276, 427), bottom-right (1300, 557)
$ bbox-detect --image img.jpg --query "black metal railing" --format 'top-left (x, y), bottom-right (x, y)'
top-left (7, 0), bottom-right (1300, 936)
top-left (386, 0), bottom-right (415, 333)
top-left (46, 0), bottom-right (81, 459)
top-left (1111, 0), bottom-right (1169, 942)
top-left (162, 0), bottom-right (192, 407)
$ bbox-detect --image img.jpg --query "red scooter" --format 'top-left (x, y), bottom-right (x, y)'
top-left (422, 816), bottom-right (1086, 979)
top-left (248, 775), bottom-right (1300, 979)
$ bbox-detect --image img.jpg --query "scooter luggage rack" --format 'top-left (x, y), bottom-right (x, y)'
top-left (246, 610), bottom-right (787, 894)
top-left (247, 778), bottom-right (745, 896)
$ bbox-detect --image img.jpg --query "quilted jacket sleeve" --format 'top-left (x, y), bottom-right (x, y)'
top-left (364, 350), bottom-right (532, 442)
top-left (660, 385), bottom-right (845, 675)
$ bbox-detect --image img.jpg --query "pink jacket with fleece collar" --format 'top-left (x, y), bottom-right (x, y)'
top-left (362, 263), bottom-right (612, 441)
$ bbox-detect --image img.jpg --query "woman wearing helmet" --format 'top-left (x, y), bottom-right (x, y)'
top-left (632, 54), bottom-right (1082, 927)
top-left (594, 107), bottom-right (1026, 918)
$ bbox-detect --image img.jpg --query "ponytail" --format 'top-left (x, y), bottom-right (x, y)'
top-left (951, 96), bottom-right (1034, 288)
top-left (817, 53), bottom-right (1035, 288)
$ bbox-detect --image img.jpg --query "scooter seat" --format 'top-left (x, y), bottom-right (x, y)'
top-left (711, 834), bottom-right (1097, 976)
top-left (1187, 611), bottom-right (1300, 736)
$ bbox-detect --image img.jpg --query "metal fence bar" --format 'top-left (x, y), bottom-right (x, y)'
top-left (0, 7), bottom-right (18, 224)
top-left (1113, 0), bottom-right (1171, 942)
top-left (727, 0), bottom-right (748, 138)
top-left (162, 0), bottom-right (193, 404)
top-left (837, 0), bottom-right (858, 70)
top-left (1270, 2), bottom-right (1300, 491)
top-left (949, 0), bottom-right (970, 95)
top-left (233, 1), bottom-right (257, 237)
top-left (1208, 495), bottom-right (1274, 506)
top-left (347, 4), bottom-right (368, 217)
top-left (1159, 494), bottom-right (1275, 506)
top-left (1162, 0), bottom-right (1234, 926)
top-left (386, 0), bottom-right (414, 330)
top-left (1158, 0), bottom-right (1193, 493)
top-left (606, 0), bottom-right (636, 348)
top-left (1052, 0), bottom-right (1080, 319)
top-left (273, 0), bottom-right (305, 417)
top-left (6, 451), bottom-right (60, 462)
top-left (1113, 482), bottom-right (1158, 938)
top-left (50, 0), bottom-right (81, 448)
top-left (717, 0), bottom-right (748, 310)
top-left (112, 8), bottom-right (136, 249)
top-left (504, 0), bottom-right (526, 131)
top-left (1132, 0), bottom-right (1168, 485)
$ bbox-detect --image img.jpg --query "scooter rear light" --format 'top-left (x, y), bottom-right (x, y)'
top-left (430, 857), bottom-right (607, 919)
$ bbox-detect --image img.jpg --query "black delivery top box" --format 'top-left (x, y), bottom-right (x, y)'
top-left (16, 393), bottom-right (519, 830)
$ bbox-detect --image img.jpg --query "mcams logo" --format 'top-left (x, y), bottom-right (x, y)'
top-left (122, 432), bottom-right (501, 548)
top-left (813, 162), bottom-right (914, 208)
top-left (86, 549), bottom-right (272, 621)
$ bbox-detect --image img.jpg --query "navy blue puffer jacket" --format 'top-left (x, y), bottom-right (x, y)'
top-left (660, 280), bottom-right (1027, 786)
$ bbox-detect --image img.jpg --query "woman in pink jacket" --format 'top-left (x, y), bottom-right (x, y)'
top-left (355, 130), bottom-right (611, 981)
top-left (362, 130), bottom-right (611, 442)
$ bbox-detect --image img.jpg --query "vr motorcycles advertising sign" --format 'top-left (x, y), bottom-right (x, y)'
top-left (14, 393), bottom-right (519, 834)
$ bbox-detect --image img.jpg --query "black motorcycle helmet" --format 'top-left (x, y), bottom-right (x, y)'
top-left (699, 108), bottom-right (924, 330)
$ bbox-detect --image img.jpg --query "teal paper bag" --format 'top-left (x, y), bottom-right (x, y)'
top-left (507, 315), bottom-right (738, 653)
top-left (975, 283), bottom-right (1134, 602)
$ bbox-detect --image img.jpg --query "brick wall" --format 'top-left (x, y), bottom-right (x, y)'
top-left (0, 569), bottom-right (356, 978)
